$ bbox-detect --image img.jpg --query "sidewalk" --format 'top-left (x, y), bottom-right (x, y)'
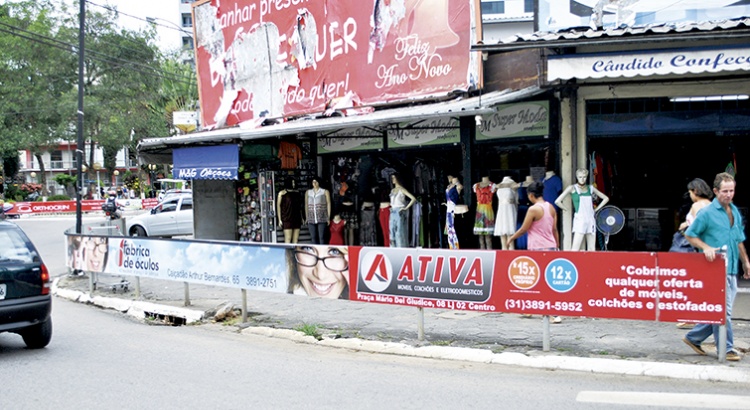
top-left (53, 273), bottom-right (750, 383)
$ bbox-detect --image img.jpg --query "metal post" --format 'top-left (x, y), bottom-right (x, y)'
top-left (718, 276), bottom-right (728, 362)
top-left (542, 315), bottom-right (550, 351)
top-left (88, 272), bottom-right (94, 295)
top-left (417, 307), bottom-right (424, 341)
top-left (241, 289), bottom-right (248, 323)
top-left (135, 276), bottom-right (141, 299)
top-left (183, 282), bottom-right (190, 306)
top-left (75, 0), bottom-right (85, 234)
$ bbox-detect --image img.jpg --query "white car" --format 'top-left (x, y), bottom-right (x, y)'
top-left (126, 194), bottom-right (193, 237)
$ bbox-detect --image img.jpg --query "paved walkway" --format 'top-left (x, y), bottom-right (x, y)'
top-left (53, 273), bottom-right (750, 383)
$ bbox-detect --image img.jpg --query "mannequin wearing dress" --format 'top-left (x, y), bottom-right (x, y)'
top-left (493, 176), bottom-right (518, 250)
top-left (329, 214), bottom-right (346, 245)
top-left (555, 168), bottom-right (609, 251)
top-left (444, 175), bottom-right (463, 249)
top-left (277, 179), bottom-right (303, 243)
top-left (473, 176), bottom-right (496, 249)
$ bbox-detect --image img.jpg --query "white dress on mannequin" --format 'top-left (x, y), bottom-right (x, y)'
top-left (493, 186), bottom-right (517, 236)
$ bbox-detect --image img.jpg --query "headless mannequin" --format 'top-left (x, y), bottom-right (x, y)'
top-left (493, 176), bottom-right (517, 250)
top-left (473, 176), bottom-right (495, 249)
top-left (277, 179), bottom-right (302, 243)
top-left (555, 168), bottom-right (609, 251)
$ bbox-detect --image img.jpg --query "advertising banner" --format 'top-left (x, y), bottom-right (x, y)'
top-left (351, 247), bottom-right (725, 323)
top-left (8, 200), bottom-right (106, 215)
top-left (193, 0), bottom-right (481, 129)
top-left (65, 235), bottom-right (725, 324)
top-left (318, 136), bottom-right (384, 153)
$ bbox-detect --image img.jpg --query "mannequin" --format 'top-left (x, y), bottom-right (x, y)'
top-left (277, 178), bottom-right (302, 243)
top-left (306, 177), bottom-right (331, 244)
top-left (493, 176), bottom-right (518, 250)
top-left (329, 214), bottom-right (346, 245)
top-left (444, 174), bottom-right (463, 249)
top-left (543, 170), bottom-right (563, 213)
top-left (389, 173), bottom-right (417, 247)
top-left (473, 176), bottom-right (496, 249)
top-left (555, 168), bottom-right (609, 251)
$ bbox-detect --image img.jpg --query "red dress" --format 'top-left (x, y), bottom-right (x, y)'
top-left (329, 219), bottom-right (346, 245)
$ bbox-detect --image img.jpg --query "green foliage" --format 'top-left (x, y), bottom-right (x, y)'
top-left (53, 173), bottom-right (76, 187)
top-left (294, 323), bottom-right (322, 340)
top-left (47, 194), bottom-right (70, 201)
top-left (0, 0), bottom-right (197, 182)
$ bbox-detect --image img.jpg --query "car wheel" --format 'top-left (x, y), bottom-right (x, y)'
top-left (130, 226), bottom-right (147, 237)
top-left (21, 319), bottom-right (52, 349)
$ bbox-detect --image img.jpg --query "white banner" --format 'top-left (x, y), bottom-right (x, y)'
top-left (548, 47), bottom-right (750, 81)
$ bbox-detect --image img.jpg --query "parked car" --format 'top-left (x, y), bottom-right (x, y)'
top-left (126, 193), bottom-right (193, 237)
top-left (0, 221), bottom-right (52, 348)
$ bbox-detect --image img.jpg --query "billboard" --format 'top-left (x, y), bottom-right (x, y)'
top-left (192, 0), bottom-right (482, 129)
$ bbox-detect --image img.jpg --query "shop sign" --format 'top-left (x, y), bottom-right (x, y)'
top-left (548, 46), bottom-right (750, 81)
top-left (318, 137), bottom-right (384, 153)
top-left (193, 0), bottom-right (482, 130)
top-left (388, 117), bottom-right (460, 147)
top-left (476, 101), bottom-right (549, 140)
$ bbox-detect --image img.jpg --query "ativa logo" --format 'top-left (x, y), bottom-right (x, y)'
top-left (360, 251), bottom-right (393, 292)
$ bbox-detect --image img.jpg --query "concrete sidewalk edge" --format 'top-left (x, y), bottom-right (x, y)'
top-left (52, 279), bottom-right (750, 384)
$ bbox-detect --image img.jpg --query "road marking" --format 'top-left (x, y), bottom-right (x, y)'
top-left (577, 391), bottom-right (750, 408)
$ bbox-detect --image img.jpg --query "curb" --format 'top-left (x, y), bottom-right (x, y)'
top-left (51, 279), bottom-right (750, 383)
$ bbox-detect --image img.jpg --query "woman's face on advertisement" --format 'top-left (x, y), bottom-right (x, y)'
top-left (84, 237), bottom-right (107, 272)
top-left (294, 245), bottom-right (348, 298)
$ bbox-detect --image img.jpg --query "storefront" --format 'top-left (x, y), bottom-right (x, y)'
top-left (475, 16), bottom-right (750, 251)
top-left (138, 88), bottom-right (559, 249)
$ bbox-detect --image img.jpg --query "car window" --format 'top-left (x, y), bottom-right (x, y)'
top-left (0, 230), bottom-right (34, 263)
top-left (160, 199), bottom-right (179, 213)
top-left (180, 198), bottom-right (192, 210)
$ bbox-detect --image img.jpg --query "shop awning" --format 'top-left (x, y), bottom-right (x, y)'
top-left (172, 145), bottom-right (239, 180)
top-left (138, 87), bottom-right (543, 163)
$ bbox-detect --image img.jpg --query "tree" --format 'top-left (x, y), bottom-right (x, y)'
top-left (0, 0), bottom-right (77, 196)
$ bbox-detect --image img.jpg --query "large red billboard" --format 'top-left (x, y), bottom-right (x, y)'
top-left (350, 248), bottom-right (726, 324)
top-left (192, 0), bottom-right (482, 129)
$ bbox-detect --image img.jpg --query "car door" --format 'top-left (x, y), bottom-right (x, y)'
top-left (149, 198), bottom-right (180, 236)
top-left (175, 197), bottom-right (194, 236)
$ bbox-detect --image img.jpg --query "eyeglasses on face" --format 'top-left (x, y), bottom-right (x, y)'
top-left (85, 240), bottom-right (107, 252)
top-left (294, 249), bottom-right (348, 272)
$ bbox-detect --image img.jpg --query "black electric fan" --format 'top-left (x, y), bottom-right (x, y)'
top-left (595, 205), bottom-right (625, 250)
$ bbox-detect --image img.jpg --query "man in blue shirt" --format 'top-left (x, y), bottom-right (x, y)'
top-left (683, 172), bottom-right (750, 361)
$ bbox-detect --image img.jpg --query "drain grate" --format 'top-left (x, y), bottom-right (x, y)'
top-left (144, 311), bottom-right (187, 326)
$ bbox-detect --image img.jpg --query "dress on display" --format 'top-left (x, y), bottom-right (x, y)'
top-left (493, 187), bottom-right (517, 236)
top-left (472, 183), bottom-right (495, 235)
top-left (279, 190), bottom-right (302, 229)
top-left (571, 185), bottom-right (596, 234)
top-left (445, 185), bottom-right (460, 249)
top-left (329, 219), bottom-right (345, 245)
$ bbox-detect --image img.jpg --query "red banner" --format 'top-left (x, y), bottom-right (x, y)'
top-left (350, 248), bottom-right (725, 324)
top-left (6, 200), bottom-right (106, 215)
top-left (193, 0), bottom-right (481, 129)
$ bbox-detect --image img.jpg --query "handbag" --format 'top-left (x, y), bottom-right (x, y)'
top-left (669, 231), bottom-right (696, 253)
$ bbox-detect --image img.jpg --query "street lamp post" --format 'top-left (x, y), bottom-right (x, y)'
top-left (93, 162), bottom-right (101, 198)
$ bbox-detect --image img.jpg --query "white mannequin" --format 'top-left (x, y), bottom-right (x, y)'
top-left (555, 168), bottom-right (609, 251)
top-left (493, 176), bottom-right (517, 250)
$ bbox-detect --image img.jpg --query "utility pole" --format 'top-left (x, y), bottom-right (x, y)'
top-left (75, 0), bottom-right (85, 234)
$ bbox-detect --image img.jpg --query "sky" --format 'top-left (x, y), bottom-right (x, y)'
top-left (68, 0), bottom-right (186, 51)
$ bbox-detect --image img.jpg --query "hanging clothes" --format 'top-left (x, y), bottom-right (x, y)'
top-left (473, 183), bottom-right (496, 235)
top-left (445, 185), bottom-right (460, 249)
